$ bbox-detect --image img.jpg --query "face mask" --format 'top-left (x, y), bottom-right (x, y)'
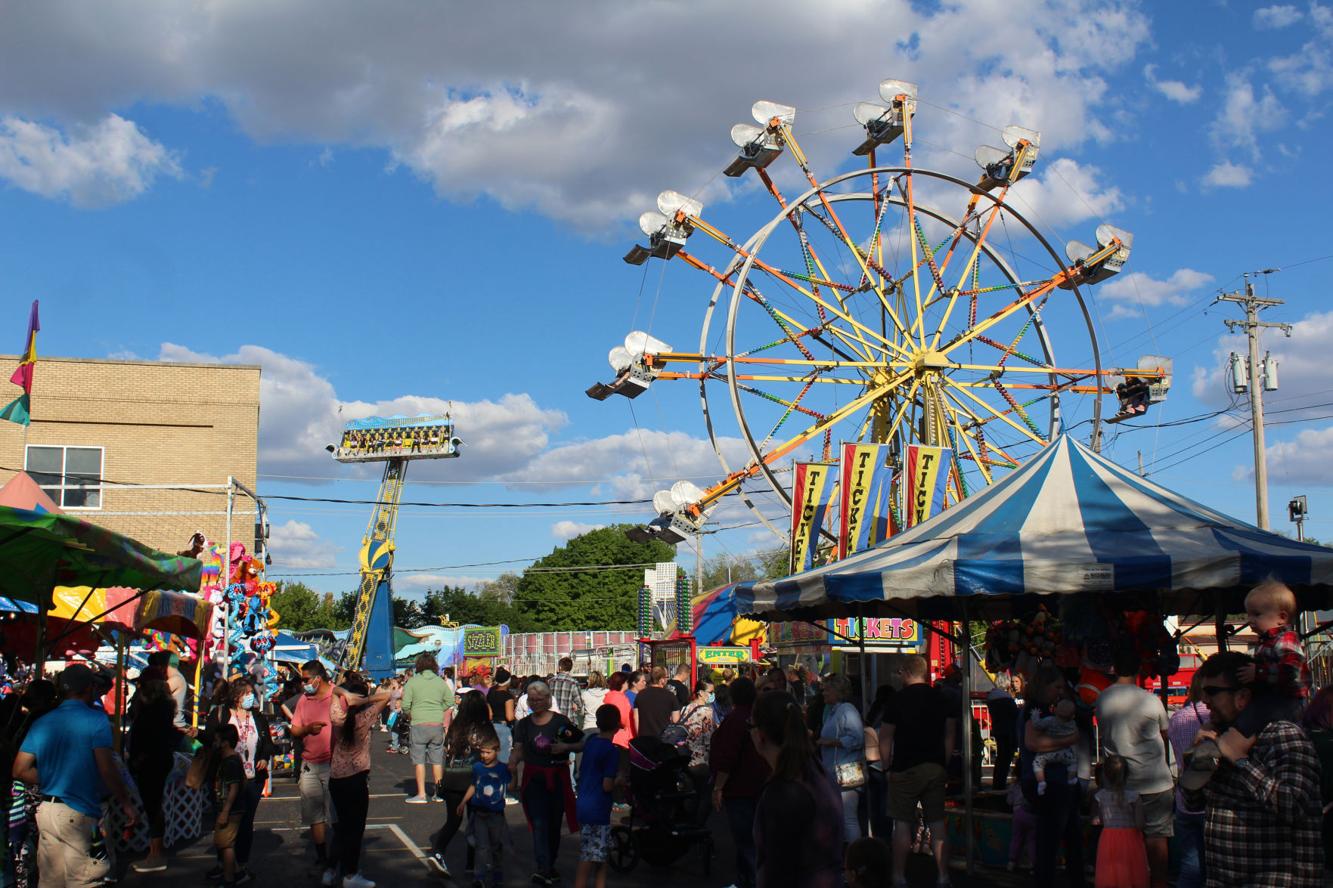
top-left (302, 683), bottom-right (317, 696)
top-left (241, 693), bottom-right (256, 710)
top-left (707, 693), bottom-right (716, 704)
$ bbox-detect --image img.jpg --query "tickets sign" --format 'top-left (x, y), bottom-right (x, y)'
top-left (789, 461), bottom-right (837, 574)
top-left (828, 616), bottom-right (921, 649)
top-left (905, 445), bottom-right (953, 528)
top-left (837, 442), bottom-right (895, 559)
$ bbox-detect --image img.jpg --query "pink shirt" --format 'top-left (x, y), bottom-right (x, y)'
top-left (329, 696), bottom-right (388, 779)
top-left (294, 692), bottom-right (334, 764)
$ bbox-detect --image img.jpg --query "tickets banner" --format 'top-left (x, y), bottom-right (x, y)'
top-left (905, 445), bottom-right (953, 528)
top-left (837, 442), bottom-right (896, 559)
top-left (789, 461), bottom-right (837, 574)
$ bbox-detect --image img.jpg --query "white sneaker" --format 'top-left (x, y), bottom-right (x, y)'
top-left (322, 868), bottom-right (338, 886)
top-left (343, 874), bottom-right (376, 888)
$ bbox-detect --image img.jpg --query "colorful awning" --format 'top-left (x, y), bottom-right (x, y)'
top-left (737, 435), bottom-right (1333, 620)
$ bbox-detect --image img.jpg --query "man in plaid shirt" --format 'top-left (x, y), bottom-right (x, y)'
top-left (550, 656), bottom-right (584, 727)
top-left (1188, 651), bottom-right (1323, 887)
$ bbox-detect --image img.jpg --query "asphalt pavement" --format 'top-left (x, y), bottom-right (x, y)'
top-left (115, 739), bottom-right (1024, 888)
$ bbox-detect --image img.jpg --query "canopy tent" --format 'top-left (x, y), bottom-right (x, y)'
top-left (737, 435), bottom-right (1333, 621)
top-left (0, 471), bottom-right (61, 513)
top-left (691, 582), bottom-right (766, 647)
top-left (0, 506), bottom-right (203, 606)
top-left (272, 631), bottom-right (319, 665)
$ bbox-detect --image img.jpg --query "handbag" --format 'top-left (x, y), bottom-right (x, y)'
top-left (184, 749), bottom-right (212, 791)
top-left (835, 759), bottom-right (867, 789)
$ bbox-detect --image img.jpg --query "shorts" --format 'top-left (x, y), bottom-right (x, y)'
top-left (888, 762), bottom-right (947, 824)
top-left (580, 824), bottom-right (611, 862)
top-left (213, 816), bottom-right (242, 849)
top-left (410, 723), bottom-right (445, 766)
top-left (299, 760), bottom-right (335, 827)
top-left (1138, 788), bottom-right (1175, 838)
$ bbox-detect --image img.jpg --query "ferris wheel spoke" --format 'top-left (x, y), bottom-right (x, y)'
top-left (939, 275), bottom-right (1060, 358)
top-left (779, 126), bottom-right (921, 345)
top-left (928, 192), bottom-right (1012, 351)
top-left (941, 396), bottom-right (992, 486)
top-left (939, 377), bottom-right (1047, 446)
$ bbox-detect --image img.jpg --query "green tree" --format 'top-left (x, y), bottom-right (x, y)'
top-left (271, 581), bottom-right (342, 633)
top-left (513, 525), bottom-right (676, 631)
top-left (699, 553), bottom-right (764, 589)
top-left (478, 572), bottom-right (520, 606)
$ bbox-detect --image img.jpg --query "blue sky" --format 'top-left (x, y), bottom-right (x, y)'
top-left (2, 1), bottom-right (1332, 597)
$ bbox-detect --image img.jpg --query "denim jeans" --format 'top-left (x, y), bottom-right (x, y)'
top-left (865, 765), bottom-right (892, 840)
top-left (723, 796), bottom-right (758, 888)
top-left (838, 787), bottom-right (863, 843)
top-left (1174, 810), bottom-right (1206, 888)
top-left (522, 776), bottom-right (564, 875)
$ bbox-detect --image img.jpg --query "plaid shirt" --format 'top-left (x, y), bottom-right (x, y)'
top-left (549, 672), bottom-right (584, 726)
top-left (1253, 626), bottom-right (1313, 700)
top-left (1201, 721), bottom-right (1324, 887)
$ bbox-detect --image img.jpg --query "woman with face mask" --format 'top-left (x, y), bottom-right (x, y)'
top-left (204, 678), bottom-right (275, 884)
top-left (680, 679), bottom-right (718, 824)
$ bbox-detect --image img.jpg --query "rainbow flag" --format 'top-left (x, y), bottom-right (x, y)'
top-left (1, 300), bottom-right (39, 426)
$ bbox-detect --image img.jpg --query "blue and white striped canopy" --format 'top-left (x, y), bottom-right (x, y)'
top-left (736, 435), bottom-right (1333, 619)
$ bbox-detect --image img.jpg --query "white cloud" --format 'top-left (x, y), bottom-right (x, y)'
top-left (1209, 75), bottom-right (1285, 159)
top-left (1253, 5), bottom-right (1304, 29)
top-left (551, 520), bottom-right (606, 541)
top-left (1099, 268), bottom-right (1213, 320)
top-left (0, 0), bottom-right (1151, 227)
top-left (1267, 426), bottom-right (1333, 485)
top-left (1005, 157), bottom-right (1126, 229)
top-left (1192, 310), bottom-right (1333, 414)
top-left (395, 574), bottom-right (491, 591)
top-left (0, 113), bottom-right (180, 207)
top-left (1200, 75), bottom-right (1286, 188)
top-left (504, 428), bottom-right (750, 500)
top-left (157, 342), bottom-right (567, 480)
top-left (268, 519), bottom-right (338, 568)
top-left (1268, 5), bottom-right (1333, 96)
top-left (1143, 64), bottom-right (1201, 104)
top-left (1202, 161), bottom-right (1253, 188)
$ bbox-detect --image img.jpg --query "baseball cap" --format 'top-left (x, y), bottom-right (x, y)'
top-left (57, 663), bottom-right (95, 696)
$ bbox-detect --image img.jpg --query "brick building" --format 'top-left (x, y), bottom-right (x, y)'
top-left (0, 355), bottom-right (261, 555)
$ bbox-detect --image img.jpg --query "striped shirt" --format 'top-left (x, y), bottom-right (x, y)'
top-left (1167, 700), bottom-right (1210, 814)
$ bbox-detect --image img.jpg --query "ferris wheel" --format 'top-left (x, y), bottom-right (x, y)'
top-left (589, 80), bottom-right (1170, 545)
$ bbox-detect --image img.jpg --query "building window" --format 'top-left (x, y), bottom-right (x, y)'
top-left (25, 445), bottom-right (103, 509)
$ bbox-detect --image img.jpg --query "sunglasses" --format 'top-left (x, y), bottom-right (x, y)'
top-left (1201, 685), bottom-right (1237, 697)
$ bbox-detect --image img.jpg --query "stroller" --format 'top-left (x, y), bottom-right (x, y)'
top-left (608, 728), bottom-right (713, 874)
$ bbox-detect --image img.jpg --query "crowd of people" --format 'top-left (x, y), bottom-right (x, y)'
top-left (4, 579), bottom-right (1333, 888)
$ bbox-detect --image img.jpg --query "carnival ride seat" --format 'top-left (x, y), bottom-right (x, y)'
top-left (608, 734), bottom-right (713, 874)
top-left (851, 79), bottom-right (917, 156)
top-left (1060, 224), bottom-right (1133, 289)
top-left (975, 125), bottom-right (1040, 191)
top-left (723, 101), bottom-right (793, 176)
top-left (586, 332), bottom-right (671, 401)
top-left (623, 191), bottom-right (703, 265)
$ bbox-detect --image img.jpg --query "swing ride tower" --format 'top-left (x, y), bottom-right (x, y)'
top-left (329, 414), bottom-right (461, 677)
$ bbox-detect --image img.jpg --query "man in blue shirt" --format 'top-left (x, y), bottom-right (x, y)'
top-left (11, 664), bottom-right (137, 888)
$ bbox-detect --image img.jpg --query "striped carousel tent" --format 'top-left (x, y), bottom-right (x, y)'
top-left (736, 435), bottom-right (1333, 620)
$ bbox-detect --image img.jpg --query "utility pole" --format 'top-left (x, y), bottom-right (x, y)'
top-left (1218, 270), bottom-right (1290, 529)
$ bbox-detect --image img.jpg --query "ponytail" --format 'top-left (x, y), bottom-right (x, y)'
top-left (752, 690), bottom-right (814, 782)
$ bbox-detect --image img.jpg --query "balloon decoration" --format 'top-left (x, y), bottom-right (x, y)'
top-left (196, 539), bottom-right (281, 700)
